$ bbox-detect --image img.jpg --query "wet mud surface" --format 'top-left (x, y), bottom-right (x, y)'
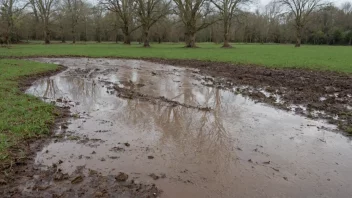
top-left (147, 58), bottom-right (352, 133)
top-left (2, 58), bottom-right (352, 197)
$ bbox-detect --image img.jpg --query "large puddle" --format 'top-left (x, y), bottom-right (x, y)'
top-left (27, 58), bottom-right (352, 197)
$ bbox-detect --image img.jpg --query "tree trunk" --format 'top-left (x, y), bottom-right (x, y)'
top-left (223, 33), bottom-right (231, 47)
top-left (143, 27), bottom-right (150, 47)
top-left (96, 28), bottom-right (101, 43)
top-left (60, 25), bottom-right (65, 43)
top-left (123, 33), bottom-right (131, 44)
top-left (84, 17), bottom-right (87, 42)
top-left (44, 25), bottom-right (50, 44)
top-left (222, 20), bottom-right (232, 48)
top-left (295, 26), bottom-right (301, 47)
top-left (72, 26), bottom-right (76, 44)
top-left (122, 25), bottom-right (131, 44)
top-left (6, 25), bottom-right (11, 45)
top-left (185, 32), bottom-right (196, 48)
top-left (5, 34), bottom-right (10, 46)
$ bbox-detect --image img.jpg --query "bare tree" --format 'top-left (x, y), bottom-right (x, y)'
top-left (277, 0), bottom-right (326, 47)
top-left (32, 0), bottom-right (57, 44)
top-left (0, 0), bottom-right (28, 45)
top-left (92, 5), bottom-right (104, 43)
top-left (54, 5), bottom-right (66, 42)
top-left (28, 0), bottom-right (40, 39)
top-left (101, 0), bottom-right (139, 44)
top-left (62, 0), bottom-right (84, 43)
top-left (210, 0), bottom-right (250, 47)
top-left (173, 0), bottom-right (216, 47)
top-left (135, 0), bottom-right (170, 47)
top-left (341, 2), bottom-right (351, 14)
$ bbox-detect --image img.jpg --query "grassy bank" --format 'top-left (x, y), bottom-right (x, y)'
top-left (0, 43), bottom-right (351, 73)
top-left (0, 59), bottom-right (58, 167)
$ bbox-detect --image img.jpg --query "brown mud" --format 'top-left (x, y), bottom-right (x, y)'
top-left (1, 61), bottom-right (162, 198)
top-left (1, 58), bottom-right (352, 198)
top-left (145, 58), bottom-right (352, 134)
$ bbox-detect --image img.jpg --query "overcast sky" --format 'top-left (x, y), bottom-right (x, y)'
top-left (257, 0), bottom-right (349, 8)
top-left (89, 0), bottom-right (350, 11)
top-left (236, 0), bottom-right (350, 12)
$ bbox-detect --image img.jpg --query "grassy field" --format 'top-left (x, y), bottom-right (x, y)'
top-left (0, 42), bottom-right (351, 73)
top-left (0, 59), bottom-right (58, 165)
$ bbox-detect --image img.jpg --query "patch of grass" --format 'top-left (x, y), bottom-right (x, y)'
top-left (0, 42), bottom-right (352, 73)
top-left (0, 59), bottom-right (58, 164)
top-left (346, 128), bottom-right (352, 135)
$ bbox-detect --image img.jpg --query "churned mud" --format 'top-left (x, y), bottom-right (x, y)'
top-left (147, 58), bottom-right (352, 133)
top-left (1, 58), bottom-right (352, 197)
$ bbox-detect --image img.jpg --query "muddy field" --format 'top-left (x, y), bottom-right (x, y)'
top-left (1, 58), bottom-right (352, 198)
top-left (148, 58), bottom-right (352, 133)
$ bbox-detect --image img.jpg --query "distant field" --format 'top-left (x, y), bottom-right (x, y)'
top-left (1, 42), bottom-right (351, 73)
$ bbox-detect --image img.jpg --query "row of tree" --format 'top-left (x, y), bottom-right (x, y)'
top-left (1, 0), bottom-right (351, 47)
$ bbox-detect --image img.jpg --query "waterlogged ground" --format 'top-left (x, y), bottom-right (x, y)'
top-left (19, 58), bottom-right (352, 197)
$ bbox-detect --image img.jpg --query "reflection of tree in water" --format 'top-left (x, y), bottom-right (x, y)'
top-left (43, 79), bottom-right (58, 98)
top-left (34, 76), bottom-right (100, 110)
top-left (64, 77), bottom-right (98, 106)
top-left (119, 72), bottom-right (239, 171)
top-left (28, 78), bottom-right (60, 98)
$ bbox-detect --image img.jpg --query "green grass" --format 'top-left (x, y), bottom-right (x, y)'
top-left (0, 59), bottom-right (58, 164)
top-left (0, 42), bottom-right (352, 73)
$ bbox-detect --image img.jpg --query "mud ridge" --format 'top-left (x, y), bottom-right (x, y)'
top-left (113, 85), bottom-right (212, 111)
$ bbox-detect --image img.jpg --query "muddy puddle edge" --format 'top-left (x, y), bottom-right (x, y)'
top-left (0, 65), bottom-right (69, 181)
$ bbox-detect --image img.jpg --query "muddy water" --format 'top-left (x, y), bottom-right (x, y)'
top-left (27, 58), bottom-right (352, 198)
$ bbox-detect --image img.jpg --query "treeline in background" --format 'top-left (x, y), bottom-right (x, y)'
top-left (1, 0), bottom-right (351, 47)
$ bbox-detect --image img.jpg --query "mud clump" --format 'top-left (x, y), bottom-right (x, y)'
top-left (1, 166), bottom-right (161, 198)
top-left (149, 173), bottom-right (166, 180)
top-left (116, 172), bottom-right (129, 182)
top-left (149, 173), bottom-right (160, 180)
top-left (0, 179), bottom-right (7, 186)
top-left (110, 146), bottom-right (125, 152)
top-left (71, 175), bottom-right (84, 184)
top-left (54, 171), bottom-right (69, 181)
